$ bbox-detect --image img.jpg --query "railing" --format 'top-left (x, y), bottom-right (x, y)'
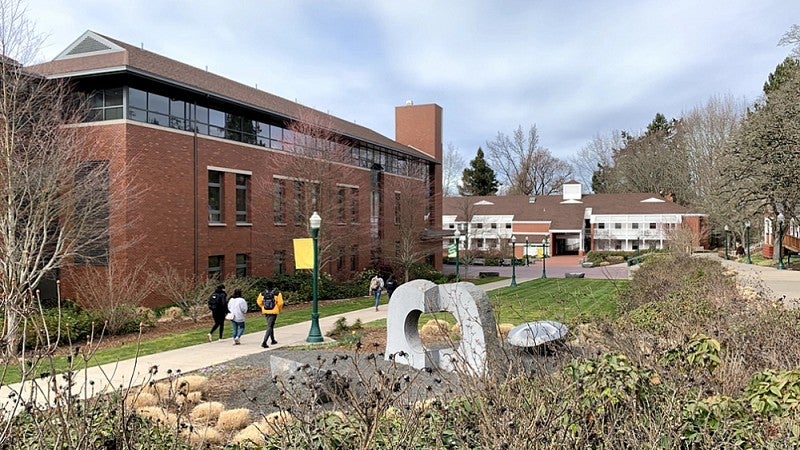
top-left (785, 234), bottom-right (800, 253)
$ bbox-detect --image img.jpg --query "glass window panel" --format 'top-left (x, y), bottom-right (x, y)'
top-left (209, 126), bottom-right (225, 138)
top-left (89, 92), bottom-right (104, 108)
top-left (128, 107), bottom-right (146, 122)
top-left (257, 122), bottom-right (270, 139)
top-left (147, 112), bottom-right (169, 126)
top-left (128, 88), bottom-right (147, 109)
top-left (86, 109), bottom-right (103, 122)
top-left (105, 107), bottom-right (123, 120)
top-left (209, 108), bottom-right (225, 127)
top-left (270, 139), bottom-right (282, 150)
top-left (105, 88), bottom-right (123, 106)
top-left (270, 125), bottom-right (283, 142)
top-left (148, 93), bottom-right (169, 115)
top-left (195, 123), bottom-right (209, 134)
top-left (195, 105), bottom-right (209, 124)
top-left (170, 99), bottom-right (186, 119)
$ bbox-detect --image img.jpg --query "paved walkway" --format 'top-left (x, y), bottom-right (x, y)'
top-left (695, 253), bottom-right (800, 305)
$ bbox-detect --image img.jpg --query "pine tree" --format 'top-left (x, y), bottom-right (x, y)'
top-left (459, 147), bottom-right (499, 196)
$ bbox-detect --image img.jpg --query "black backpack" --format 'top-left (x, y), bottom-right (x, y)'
top-left (262, 289), bottom-right (276, 310)
top-left (208, 292), bottom-right (226, 310)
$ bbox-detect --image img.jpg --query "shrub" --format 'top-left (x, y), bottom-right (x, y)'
top-left (217, 408), bottom-right (252, 431)
top-left (189, 401), bottom-right (224, 424)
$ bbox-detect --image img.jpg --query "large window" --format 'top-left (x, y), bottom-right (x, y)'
top-left (236, 254), bottom-right (248, 277)
top-left (337, 187), bottom-right (346, 223)
top-left (208, 255), bottom-right (224, 279)
top-left (236, 174), bottom-right (249, 223)
top-left (394, 191), bottom-right (401, 225)
top-left (273, 178), bottom-right (285, 224)
top-left (208, 171), bottom-right (223, 223)
top-left (350, 188), bottom-right (359, 224)
top-left (274, 250), bottom-right (286, 275)
top-left (88, 88), bottom-right (123, 121)
top-left (294, 181), bottom-right (306, 226)
top-left (350, 245), bottom-right (358, 272)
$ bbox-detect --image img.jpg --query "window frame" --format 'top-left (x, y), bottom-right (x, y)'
top-left (208, 170), bottom-right (223, 223)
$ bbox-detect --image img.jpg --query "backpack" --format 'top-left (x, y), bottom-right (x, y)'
top-left (208, 292), bottom-right (225, 310)
top-left (262, 289), bottom-right (277, 310)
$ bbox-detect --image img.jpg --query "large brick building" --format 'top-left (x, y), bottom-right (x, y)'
top-left (28, 31), bottom-right (442, 304)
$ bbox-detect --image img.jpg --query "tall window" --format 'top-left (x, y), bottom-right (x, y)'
top-left (294, 181), bottom-right (306, 225)
top-left (88, 88), bottom-right (123, 121)
top-left (236, 174), bottom-right (249, 223)
top-left (649, 222), bottom-right (657, 229)
top-left (208, 171), bottom-right (223, 223)
top-left (632, 223), bottom-right (640, 229)
top-left (337, 187), bottom-right (346, 223)
top-left (350, 245), bottom-right (358, 271)
top-left (273, 178), bottom-right (285, 224)
top-left (208, 255), bottom-right (224, 279)
top-left (235, 254), bottom-right (248, 277)
top-left (311, 183), bottom-right (321, 213)
top-left (274, 250), bottom-right (286, 275)
top-left (394, 192), bottom-right (401, 225)
top-left (350, 188), bottom-right (359, 224)
top-left (337, 246), bottom-right (345, 271)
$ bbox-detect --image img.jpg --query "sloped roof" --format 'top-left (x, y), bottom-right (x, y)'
top-left (26, 31), bottom-right (435, 163)
top-left (443, 193), bottom-right (701, 230)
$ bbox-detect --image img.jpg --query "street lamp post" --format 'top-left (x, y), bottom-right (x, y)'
top-left (635, 236), bottom-right (640, 258)
top-left (510, 236), bottom-right (517, 287)
top-left (724, 225), bottom-right (730, 260)
top-left (306, 212), bottom-right (323, 343)
top-left (454, 229), bottom-right (461, 282)
top-left (525, 236), bottom-right (529, 266)
top-left (541, 237), bottom-right (549, 279)
top-left (777, 213), bottom-right (785, 270)
top-left (745, 220), bottom-right (752, 264)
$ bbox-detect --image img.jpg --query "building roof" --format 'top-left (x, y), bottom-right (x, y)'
top-left (443, 193), bottom-right (702, 230)
top-left (26, 31), bottom-right (435, 163)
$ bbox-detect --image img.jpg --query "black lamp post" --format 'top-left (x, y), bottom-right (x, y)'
top-left (777, 213), bottom-right (785, 270)
top-left (745, 220), bottom-right (752, 264)
top-left (306, 212), bottom-right (323, 343)
top-left (635, 236), bottom-right (640, 258)
top-left (525, 236), bottom-right (529, 266)
top-left (510, 235), bottom-right (517, 287)
top-left (724, 225), bottom-right (730, 260)
top-left (454, 228), bottom-right (461, 282)
top-left (541, 237), bottom-right (549, 279)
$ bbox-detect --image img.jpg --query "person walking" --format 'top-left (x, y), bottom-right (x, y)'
top-left (257, 283), bottom-right (284, 348)
top-left (385, 275), bottom-right (398, 300)
top-left (227, 288), bottom-right (248, 345)
top-left (370, 274), bottom-right (384, 311)
top-left (207, 284), bottom-right (227, 341)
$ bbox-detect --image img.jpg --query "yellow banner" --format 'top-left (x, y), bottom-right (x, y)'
top-left (293, 238), bottom-right (314, 269)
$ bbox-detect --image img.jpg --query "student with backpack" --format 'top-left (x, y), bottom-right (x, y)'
top-left (207, 284), bottom-right (228, 341)
top-left (227, 288), bottom-right (248, 345)
top-left (257, 283), bottom-right (284, 348)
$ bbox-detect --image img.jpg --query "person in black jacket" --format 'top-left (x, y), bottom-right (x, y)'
top-left (385, 275), bottom-right (398, 300)
top-left (207, 284), bottom-right (227, 341)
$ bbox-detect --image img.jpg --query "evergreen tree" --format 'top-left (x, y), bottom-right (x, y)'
top-left (459, 147), bottom-right (499, 196)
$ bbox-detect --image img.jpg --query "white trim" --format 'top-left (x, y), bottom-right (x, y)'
top-left (336, 183), bottom-right (360, 189)
top-left (54, 31), bottom-right (125, 61)
top-left (207, 165), bottom-right (252, 176)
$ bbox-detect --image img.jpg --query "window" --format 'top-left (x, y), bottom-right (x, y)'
top-left (649, 222), bottom-right (657, 230)
top-left (614, 223), bottom-right (622, 229)
top-left (350, 245), bottom-right (358, 271)
top-left (294, 181), bottom-right (305, 225)
top-left (235, 254), bottom-right (248, 277)
top-left (490, 223), bottom-right (497, 229)
top-left (632, 222), bottom-right (640, 229)
top-left (337, 246), bottom-right (345, 271)
top-left (505, 223), bottom-right (512, 229)
top-left (208, 255), bottom-right (224, 279)
top-left (311, 183), bottom-right (321, 213)
top-left (394, 192), bottom-right (401, 225)
top-left (273, 178), bottom-right (285, 224)
top-left (350, 188), bottom-right (359, 224)
top-left (337, 187), bottom-right (346, 223)
top-left (476, 223), bottom-right (483, 229)
top-left (274, 251), bottom-right (286, 275)
top-left (87, 88), bottom-right (123, 121)
top-left (208, 171), bottom-right (223, 223)
top-left (236, 174), bottom-right (249, 223)
top-left (448, 223), bottom-right (455, 229)
top-left (597, 223), bottom-right (605, 229)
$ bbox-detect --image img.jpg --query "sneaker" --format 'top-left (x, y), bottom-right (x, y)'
top-left (234, 338), bottom-right (240, 345)
top-left (207, 333), bottom-right (212, 342)
top-left (271, 340), bottom-right (278, 345)
top-left (375, 307), bottom-right (379, 311)
top-left (261, 342), bottom-right (269, 349)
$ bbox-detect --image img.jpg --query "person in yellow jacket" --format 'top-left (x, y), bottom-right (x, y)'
top-left (256, 283), bottom-right (284, 348)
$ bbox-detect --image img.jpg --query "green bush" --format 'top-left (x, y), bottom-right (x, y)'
top-left (22, 303), bottom-right (97, 349)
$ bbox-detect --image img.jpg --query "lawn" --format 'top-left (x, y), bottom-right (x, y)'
top-left (366, 278), bottom-right (625, 329)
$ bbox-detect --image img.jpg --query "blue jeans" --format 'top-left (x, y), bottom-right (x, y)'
top-left (231, 320), bottom-right (245, 339)
top-left (373, 290), bottom-right (381, 308)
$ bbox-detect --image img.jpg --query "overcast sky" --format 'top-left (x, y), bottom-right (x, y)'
top-left (24, 0), bottom-right (800, 162)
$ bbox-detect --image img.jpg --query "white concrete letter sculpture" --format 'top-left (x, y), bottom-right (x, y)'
top-left (385, 280), bottom-right (501, 377)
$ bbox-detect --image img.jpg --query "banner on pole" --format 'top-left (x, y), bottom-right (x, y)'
top-left (293, 238), bottom-right (314, 269)
top-left (447, 243), bottom-right (457, 257)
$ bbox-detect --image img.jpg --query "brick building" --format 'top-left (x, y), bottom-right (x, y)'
top-left (27, 31), bottom-right (442, 305)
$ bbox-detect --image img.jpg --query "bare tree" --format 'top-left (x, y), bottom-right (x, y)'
top-left (385, 176), bottom-right (440, 282)
top-left (485, 124), bottom-right (573, 195)
top-left (779, 23), bottom-right (800, 59)
top-left (570, 131), bottom-right (621, 193)
top-left (0, 0), bottom-right (125, 356)
top-left (442, 142), bottom-right (465, 197)
top-left (262, 109), bottom-right (373, 272)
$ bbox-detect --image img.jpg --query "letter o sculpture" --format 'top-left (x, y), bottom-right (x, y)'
top-left (384, 280), bottom-right (501, 377)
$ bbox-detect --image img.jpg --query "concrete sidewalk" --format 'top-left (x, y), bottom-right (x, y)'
top-left (695, 253), bottom-right (800, 305)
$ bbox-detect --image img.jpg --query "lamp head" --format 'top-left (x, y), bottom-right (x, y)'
top-left (511, 235), bottom-right (516, 243)
top-left (724, 225), bottom-right (729, 231)
top-left (542, 237), bottom-right (548, 245)
top-left (778, 212), bottom-right (785, 224)
top-left (525, 236), bottom-right (529, 243)
top-left (309, 211), bottom-right (322, 230)
top-left (745, 220), bottom-right (751, 228)
top-left (454, 228), bottom-right (460, 238)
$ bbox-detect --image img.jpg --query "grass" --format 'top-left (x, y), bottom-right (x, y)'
top-left (365, 278), bottom-right (625, 329)
top-left (2, 296), bottom-right (374, 384)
